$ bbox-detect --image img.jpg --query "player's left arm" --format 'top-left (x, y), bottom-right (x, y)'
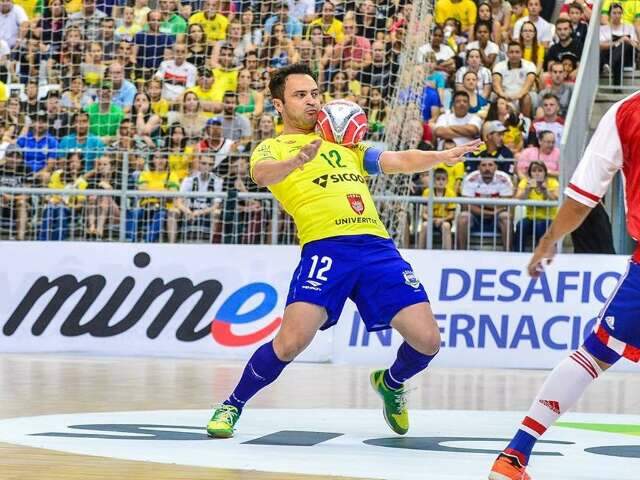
top-left (378, 139), bottom-right (482, 174)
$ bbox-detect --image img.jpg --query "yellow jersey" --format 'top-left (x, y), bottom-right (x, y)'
top-left (0, 81), bottom-right (7, 102)
top-left (306, 18), bottom-right (345, 43)
top-left (434, 161), bottom-right (464, 194)
top-left (138, 170), bottom-right (180, 207)
top-left (211, 68), bottom-right (238, 102)
top-left (48, 171), bottom-right (87, 206)
top-left (168, 146), bottom-right (194, 181)
top-left (518, 177), bottom-right (559, 220)
top-left (435, 0), bottom-right (477, 30)
top-left (186, 85), bottom-right (218, 116)
top-left (188, 12), bottom-right (229, 43)
top-left (422, 187), bottom-right (457, 219)
top-left (250, 133), bottom-right (389, 246)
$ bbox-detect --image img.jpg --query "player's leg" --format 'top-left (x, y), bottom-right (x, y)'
top-left (207, 302), bottom-right (327, 438)
top-left (490, 259), bottom-right (640, 479)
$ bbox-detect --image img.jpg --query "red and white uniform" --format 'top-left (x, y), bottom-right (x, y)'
top-left (154, 60), bottom-right (197, 101)
top-left (566, 91), bottom-right (640, 262)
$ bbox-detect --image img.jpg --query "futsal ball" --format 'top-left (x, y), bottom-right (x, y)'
top-left (316, 100), bottom-right (368, 147)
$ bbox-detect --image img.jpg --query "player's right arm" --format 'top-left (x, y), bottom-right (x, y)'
top-left (528, 100), bottom-right (624, 277)
top-left (251, 139), bottom-right (322, 186)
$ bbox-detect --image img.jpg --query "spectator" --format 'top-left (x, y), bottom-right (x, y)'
top-left (168, 152), bottom-right (221, 243)
top-left (134, 151), bottom-right (180, 242)
top-left (359, 40), bottom-right (393, 98)
top-left (159, 0), bottom-right (187, 36)
top-left (435, 0), bottom-right (478, 37)
top-left (600, 2), bottom-right (638, 88)
top-left (365, 87), bottom-right (388, 139)
top-left (457, 71), bottom-right (489, 114)
top-left (264, 1), bottom-right (303, 40)
top-left (58, 26), bottom-right (84, 82)
top-left (86, 155), bottom-right (121, 240)
top-left (466, 21), bottom-right (500, 68)
top-left (186, 23), bottom-right (210, 69)
top-left (306, 1), bottom-right (344, 44)
top-left (211, 21), bottom-right (251, 68)
top-left (544, 18), bottom-right (582, 74)
top-left (418, 26), bottom-right (457, 76)
top-left (324, 70), bottom-right (357, 102)
top-left (434, 90), bottom-right (482, 149)
top-left (0, 145), bottom-right (30, 240)
top-left (59, 111), bottom-right (105, 171)
top-left (528, 93), bottom-right (564, 145)
top-left (253, 114), bottom-right (276, 148)
top-left (561, 51), bottom-right (579, 83)
top-left (134, 10), bottom-right (176, 76)
top-left (260, 22), bottom-right (299, 70)
top-left (38, 150), bottom-right (87, 241)
top-left (132, 92), bottom-right (162, 148)
top-left (489, 0), bottom-right (513, 42)
top-left (519, 21), bottom-right (545, 72)
top-left (61, 77), bottom-right (88, 112)
top-left (236, 68), bottom-right (264, 119)
top-left (220, 91), bottom-right (251, 151)
top-left (165, 123), bottom-right (194, 182)
top-left (331, 16), bottom-right (372, 70)
top-left (433, 138), bottom-right (465, 194)
top-left (188, 0), bottom-right (229, 44)
top-left (457, 158), bottom-right (514, 250)
top-left (512, 0), bottom-right (554, 47)
top-left (109, 62), bottom-right (137, 114)
top-left (288, 0), bottom-right (316, 23)
top-left (456, 48), bottom-right (492, 98)
top-left (80, 42), bottom-right (107, 92)
top-left (43, 91), bottom-right (71, 139)
top-left (17, 112), bottom-right (59, 174)
top-left (133, 0), bottom-right (151, 27)
top-left (168, 90), bottom-right (208, 142)
top-left (66, 0), bottom-right (107, 41)
top-left (186, 66), bottom-right (222, 116)
top-left (21, 80), bottom-right (40, 120)
top-left (197, 117), bottom-right (234, 176)
top-left (537, 62), bottom-right (573, 117)
top-left (465, 120), bottom-right (515, 174)
top-left (474, 1), bottom-right (502, 43)
top-left (39, 0), bottom-right (67, 54)
top-left (567, 2), bottom-right (588, 51)
top-left (0, 0), bottom-right (28, 48)
top-left (115, 41), bottom-right (137, 81)
top-left (85, 81), bottom-right (125, 142)
top-left (146, 78), bottom-right (170, 123)
top-left (492, 41), bottom-right (537, 118)
top-left (12, 33), bottom-right (44, 85)
top-left (4, 96), bottom-right (29, 138)
top-left (355, 0), bottom-right (387, 41)
top-left (419, 167), bottom-right (456, 249)
top-left (154, 43), bottom-right (197, 102)
top-left (514, 159), bottom-right (559, 251)
top-left (212, 43), bottom-right (240, 102)
top-left (115, 6), bottom-right (142, 42)
top-left (240, 9), bottom-right (263, 48)
top-left (98, 17), bottom-right (118, 61)
top-left (516, 129), bottom-right (560, 178)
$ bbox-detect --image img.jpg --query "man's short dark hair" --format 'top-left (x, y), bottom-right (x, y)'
top-left (568, 2), bottom-right (584, 12)
top-left (507, 41), bottom-right (522, 50)
top-left (542, 93), bottom-right (559, 103)
top-left (555, 18), bottom-right (572, 28)
top-left (268, 63), bottom-right (317, 102)
top-left (223, 90), bottom-right (237, 101)
top-left (434, 167), bottom-right (449, 178)
top-left (452, 90), bottom-right (470, 102)
top-left (72, 111), bottom-right (90, 125)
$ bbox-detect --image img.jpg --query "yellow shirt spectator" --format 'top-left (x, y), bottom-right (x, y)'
top-left (601, 0), bottom-right (640, 25)
top-left (518, 177), bottom-right (559, 220)
top-left (511, 6), bottom-right (529, 25)
top-left (151, 98), bottom-right (170, 120)
top-left (16, 0), bottom-right (42, 18)
top-left (435, 0), bottom-right (477, 30)
top-left (0, 81), bottom-right (8, 102)
top-left (138, 170), bottom-right (180, 207)
top-left (188, 11), bottom-right (229, 43)
top-left (48, 170), bottom-right (88, 206)
top-left (64, 0), bottom-right (81, 15)
top-left (433, 161), bottom-right (465, 194)
top-left (306, 18), bottom-right (345, 43)
top-left (211, 68), bottom-right (238, 102)
top-left (422, 187), bottom-right (457, 218)
top-left (186, 85), bottom-right (218, 117)
top-left (523, 46), bottom-right (545, 70)
top-left (168, 145), bottom-right (194, 182)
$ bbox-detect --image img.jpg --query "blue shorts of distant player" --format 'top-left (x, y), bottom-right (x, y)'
top-left (286, 234), bottom-right (429, 332)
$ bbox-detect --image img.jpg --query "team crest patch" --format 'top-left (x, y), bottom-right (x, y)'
top-left (347, 194), bottom-right (365, 215)
top-left (403, 270), bottom-right (420, 288)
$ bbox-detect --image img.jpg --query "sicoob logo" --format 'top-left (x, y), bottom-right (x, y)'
top-left (312, 173), bottom-right (366, 188)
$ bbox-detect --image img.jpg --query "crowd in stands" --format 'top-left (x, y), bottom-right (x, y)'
top-left (0, 0), bottom-right (620, 250)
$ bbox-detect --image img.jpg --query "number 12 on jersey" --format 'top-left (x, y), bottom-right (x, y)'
top-left (308, 255), bottom-right (333, 281)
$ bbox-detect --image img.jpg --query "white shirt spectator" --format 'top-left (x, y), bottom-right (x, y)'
top-left (464, 40), bottom-right (501, 59)
top-left (435, 111), bottom-right (483, 147)
top-left (418, 43), bottom-right (456, 63)
top-left (531, 118), bottom-right (564, 146)
top-left (0, 3), bottom-right (27, 48)
top-left (155, 60), bottom-right (197, 101)
top-left (513, 16), bottom-right (554, 44)
top-left (455, 65), bottom-right (493, 94)
top-left (493, 59), bottom-right (537, 97)
top-left (462, 170), bottom-right (514, 198)
top-left (67, 8), bottom-right (108, 41)
top-left (288, 0), bottom-right (315, 20)
top-left (180, 172), bottom-right (223, 209)
top-left (600, 24), bottom-right (637, 43)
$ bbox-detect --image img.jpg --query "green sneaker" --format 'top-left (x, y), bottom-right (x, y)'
top-left (206, 404), bottom-right (241, 438)
top-left (370, 369), bottom-right (409, 435)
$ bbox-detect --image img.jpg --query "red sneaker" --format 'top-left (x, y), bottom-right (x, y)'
top-left (488, 453), bottom-right (531, 480)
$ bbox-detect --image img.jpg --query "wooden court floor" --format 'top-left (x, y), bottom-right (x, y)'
top-left (1, 353), bottom-right (639, 480)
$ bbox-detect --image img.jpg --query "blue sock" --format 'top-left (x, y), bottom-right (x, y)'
top-left (505, 430), bottom-right (537, 466)
top-left (383, 341), bottom-right (437, 390)
top-left (224, 341), bottom-right (290, 412)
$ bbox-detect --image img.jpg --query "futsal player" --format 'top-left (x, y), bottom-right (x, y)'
top-left (489, 92), bottom-right (640, 479)
top-left (206, 64), bottom-right (481, 438)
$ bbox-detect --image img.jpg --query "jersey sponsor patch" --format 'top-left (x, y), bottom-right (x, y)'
top-left (403, 270), bottom-right (421, 289)
top-left (347, 194), bottom-right (365, 215)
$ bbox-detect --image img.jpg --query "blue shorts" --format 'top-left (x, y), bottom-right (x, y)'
top-left (593, 259), bottom-right (640, 362)
top-left (286, 235), bottom-right (429, 332)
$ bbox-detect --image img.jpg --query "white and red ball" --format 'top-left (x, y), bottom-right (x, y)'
top-left (316, 100), bottom-right (368, 147)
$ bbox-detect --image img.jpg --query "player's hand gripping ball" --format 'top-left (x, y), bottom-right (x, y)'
top-left (316, 100), bottom-right (368, 147)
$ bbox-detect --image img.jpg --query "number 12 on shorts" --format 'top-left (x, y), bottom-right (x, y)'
top-left (308, 255), bottom-right (333, 281)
